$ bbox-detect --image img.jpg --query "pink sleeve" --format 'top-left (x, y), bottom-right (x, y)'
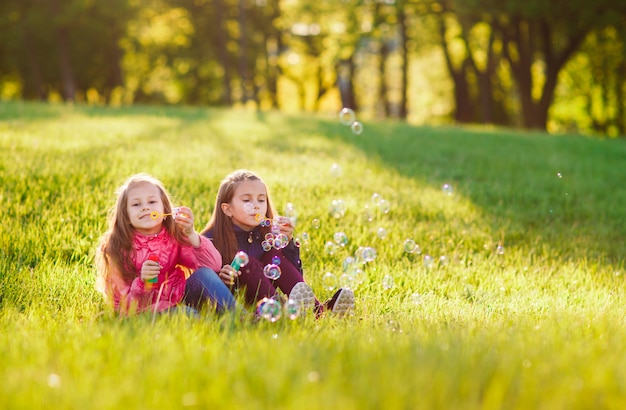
top-left (194, 235), bottom-right (222, 271)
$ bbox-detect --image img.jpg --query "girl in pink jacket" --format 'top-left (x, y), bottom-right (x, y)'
top-left (96, 173), bottom-right (236, 316)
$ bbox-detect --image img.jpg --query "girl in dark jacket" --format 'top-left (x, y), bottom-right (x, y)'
top-left (201, 169), bottom-right (354, 317)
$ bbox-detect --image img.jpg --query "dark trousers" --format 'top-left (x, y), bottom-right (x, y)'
top-left (234, 248), bottom-right (320, 308)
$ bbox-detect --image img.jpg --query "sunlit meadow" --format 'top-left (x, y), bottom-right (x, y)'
top-left (1, 101), bottom-right (625, 409)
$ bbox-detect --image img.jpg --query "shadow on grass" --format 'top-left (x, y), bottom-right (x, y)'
top-left (271, 114), bottom-right (626, 264)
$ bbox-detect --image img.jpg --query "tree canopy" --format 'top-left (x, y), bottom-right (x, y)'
top-left (0, 0), bottom-right (624, 136)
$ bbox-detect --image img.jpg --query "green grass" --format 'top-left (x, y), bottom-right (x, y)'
top-left (1, 100), bottom-right (625, 409)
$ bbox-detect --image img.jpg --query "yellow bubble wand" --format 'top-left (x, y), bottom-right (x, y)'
top-left (150, 211), bottom-right (172, 220)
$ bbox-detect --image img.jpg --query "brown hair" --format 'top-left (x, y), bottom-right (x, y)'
top-left (201, 169), bottom-right (276, 264)
top-left (95, 173), bottom-right (187, 297)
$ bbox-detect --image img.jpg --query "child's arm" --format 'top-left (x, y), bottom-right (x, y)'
top-left (177, 232), bottom-right (222, 272)
top-left (195, 235), bottom-right (223, 272)
top-left (192, 235), bottom-right (222, 271)
top-left (174, 206), bottom-right (201, 247)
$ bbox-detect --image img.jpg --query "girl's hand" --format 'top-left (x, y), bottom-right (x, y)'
top-left (141, 259), bottom-right (160, 283)
top-left (218, 264), bottom-right (239, 286)
top-left (277, 216), bottom-right (294, 240)
top-left (175, 206), bottom-right (200, 246)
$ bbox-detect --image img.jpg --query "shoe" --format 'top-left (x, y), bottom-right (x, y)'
top-left (288, 282), bottom-right (315, 313)
top-left (324, 288), bottom-right (355, 316)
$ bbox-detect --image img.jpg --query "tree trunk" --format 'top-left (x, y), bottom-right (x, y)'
top-left (215, 0), bottom-right (232, 105)
top-left (397, 4), bottom-right (409, 120)
top-left (104, 27), bottom-right (124, 103)
top-left (264, 0), bottom-right (281, 109)
top-left (500, 17), bottom-right (588, 130)
top-left (56, 25), bottom-right (76, 102)
top-left (337, 57), bottom-right (357, 110)
top-left (22, 27), bottom-right (46, 100)
top-left (238, 0), bottom-right (251, 104)
top-left (378, 41), bottom-right (390, 118)
top-left (617, 59), bottom-right (626, 136)
top-left (439, 15), bottom-right (473, 123)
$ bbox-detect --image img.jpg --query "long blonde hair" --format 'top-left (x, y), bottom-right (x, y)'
top-left (95, 173), bottom-right (186, 296)
top-left (201, 170), bottom-right (276, 264)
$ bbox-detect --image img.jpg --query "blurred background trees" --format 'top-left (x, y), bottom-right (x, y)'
top-left (0, 0), bottom-right (624, 136)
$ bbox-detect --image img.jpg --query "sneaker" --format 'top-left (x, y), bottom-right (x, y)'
top-left (325, 288), bottom-right (355, 316)
top-left (288, 282), bottom-right (316, 313)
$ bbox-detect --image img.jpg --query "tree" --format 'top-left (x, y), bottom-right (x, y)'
top-left (437, 0), bottom-right (626, 131)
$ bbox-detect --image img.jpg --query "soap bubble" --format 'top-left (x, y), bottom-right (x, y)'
top-left (312, 218), bottom-right (321, 229)
top-left (271, 255), bottom-right (281, 265)
top-left (343, 256), bottom-right (356, 272)
top-left (257, 298), bottom-right (282, 322)
top-left (355, 246), bottom-right (377, 263)
top-left (284, 299), bottom-right (300, 320)
top-left (382, 275), bottom-right (395, 290)
top-left (410, 293), bottom-right (422, 305)
top-left (322, 272), bottom-right (337, 291)
top-left (325, 241), bottom-right (339, 255)
top-left (442, 183), bottom-right (453, 195)
top-left (378, 199), bottom-right (390, 214)
top-left (362, 204), bottom-right (374, 222)
top-left (377, 227), bottom-right (388, 239)
top-left (351, 121), bottom-right (363, 135)
top-left (329, 199), bottom-right (347, 219)
top-left (338, 108), bottom-right (356, 125)
top-left (439, 255), bottom-right (449, 266)
top-left (47, 373), bottom-right (62, 388)
top-left (284, 203), bottom-right (297, 226)
top-left (330, 163), bottom-right (343, 178)
top-left (350, 268), bottom-right (365, 286)
top-left (243, 202), bottom-right (255, 215)
top-left (274, 233), bottom-right (290, 249)
top-left (386, 319), bottom-right (402, 333)
top-left (339, 273), bottom-right (356, 290)
top-left (263, 263), bottom-right (282, 280)
top-left (333, 231), bottom-right (348, 246)
top-left (369, 193), bottom-right (390, 214)
top-left (423, 254), bottom-right (434, 268)
top-left (496, 245), bottom-right (505, 255)
top-left (404, 239), bottom-right (421, 254)
top-left (300, 232), bottom-right (310, 246)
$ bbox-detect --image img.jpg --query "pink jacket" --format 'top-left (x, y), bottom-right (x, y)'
top-left (106, 227), bottom-right (221, 314)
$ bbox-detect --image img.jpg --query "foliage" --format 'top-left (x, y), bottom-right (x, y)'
top-left (0, 1), bottom-right (624, 136)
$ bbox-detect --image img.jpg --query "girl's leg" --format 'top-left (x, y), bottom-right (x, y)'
top-left (261, 249), bottom-right (322, 310)
top-left (184, 267), bottom-right (236, 313)
top-left (237, 257), bottom-right (278, 305)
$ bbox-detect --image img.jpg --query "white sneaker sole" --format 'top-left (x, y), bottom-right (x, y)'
top-left (289, 282), bottom-right (315, 312)
top-left (332, 289), bottom-right (355, 316)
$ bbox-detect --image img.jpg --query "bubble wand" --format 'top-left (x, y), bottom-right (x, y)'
top-left (150, 211), bottom-right (172, 220)
top-left (149, 208), bottom-right (188, 220)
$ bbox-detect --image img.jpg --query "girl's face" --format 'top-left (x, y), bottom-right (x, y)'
top-left (126, 181), bottom-right (165, 235)
top-left (222, 179), bottom-right (267, 231)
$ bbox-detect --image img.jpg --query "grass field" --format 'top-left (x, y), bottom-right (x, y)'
top-left (1, 101), bottom-right (625, 409)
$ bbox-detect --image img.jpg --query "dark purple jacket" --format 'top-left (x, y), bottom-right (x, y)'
top-left (202, 225), bottom-right (303, 274)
